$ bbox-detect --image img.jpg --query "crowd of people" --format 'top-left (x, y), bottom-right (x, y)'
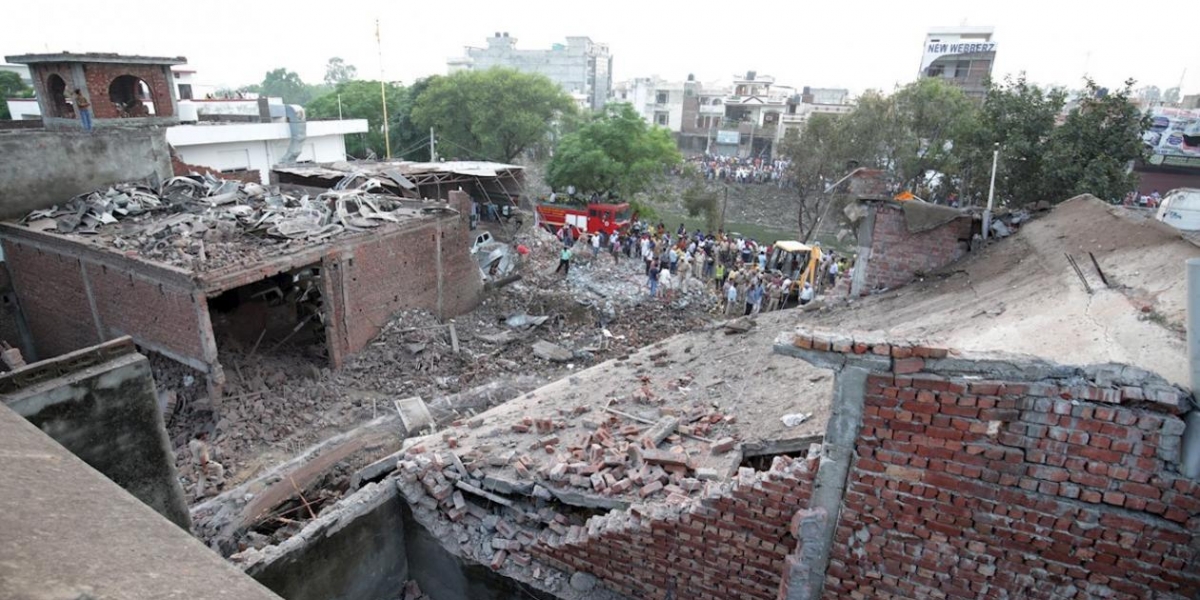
top-left (680, 154), bottom-right (794, 187)
top-left (1123, 189), bottom-right (1162, 208)
top-left (550, 220), bottom-right (856, 315)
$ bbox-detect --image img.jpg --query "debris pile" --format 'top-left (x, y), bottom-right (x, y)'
top-left (17, 174), bottom-right (442, 270)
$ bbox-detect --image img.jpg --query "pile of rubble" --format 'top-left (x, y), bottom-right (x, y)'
top-left (17, 174), bottom-right (440, 270)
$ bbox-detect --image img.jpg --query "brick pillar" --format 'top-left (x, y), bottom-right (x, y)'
top-left (777, 507), bottom-right (828, 600)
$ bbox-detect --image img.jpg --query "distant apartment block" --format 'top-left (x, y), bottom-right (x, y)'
top-left (448, 33), bottom-right (613, 111)
top-left (919, 26), bottom-right (996, 98)
top-left (616, 71), bottom-right (855, 159)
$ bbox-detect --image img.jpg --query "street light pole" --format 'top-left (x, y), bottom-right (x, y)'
top-left (983, 142), bottom-right (999, 241)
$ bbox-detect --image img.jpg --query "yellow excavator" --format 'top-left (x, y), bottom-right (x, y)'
top-left (767, 240), bottom-right (822, 301)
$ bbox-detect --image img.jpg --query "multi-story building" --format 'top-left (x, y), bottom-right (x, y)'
top-left (918, 26), bottom-right (997, 98)
top-left (615, 72), bottom-right (856, 157)
top-left (448, 33), bottom-right (612, 111)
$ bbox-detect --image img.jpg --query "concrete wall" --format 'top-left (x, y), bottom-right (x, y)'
top-left (0, 127), bottom-right (172, 218)
top-left (247, 484), bottom-right (409, 600)
top-left (0, 339), bottom-right (191, 529)
top-left (0, 402), bottom-right (282, 600)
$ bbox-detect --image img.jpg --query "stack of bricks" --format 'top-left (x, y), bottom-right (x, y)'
top-left (863, 203), bottom-right (972, 294)
top-left (531, 453), bottom-right (820, 600)
top-left (786, 327), bottom-right (1200, 599)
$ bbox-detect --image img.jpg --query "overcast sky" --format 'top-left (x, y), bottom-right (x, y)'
top-left (5, 0), bottom-right (1198, 97)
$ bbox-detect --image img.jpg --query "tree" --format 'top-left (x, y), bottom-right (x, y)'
top-left (889, 78), bottom-right (977, 193)
top-left (0, 72), bottom-right (33, 120)
top-left (1163, 87), bottom-right (1181, 105)
top-left (260, 69), bottom-right (313, 105)
top-left (680, 173), bottom-right (722, 231)
top-left (779, 114), bottom-right (857, 240)
top-left (324, 57), bottom-right (358, 86)
top-left (306, 80), bottom-right (425, 160)
top-left (1042, 79), bottom-right (1148, 202)
top-left (411, 68), bottom-right (576, 162)
top-left (957, 75), bottom-right (1066, 206)
top-left (546, 103), bottom-right (681, 199)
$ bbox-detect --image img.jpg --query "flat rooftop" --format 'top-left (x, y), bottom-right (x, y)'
top-left (5, 51), bottom-right (187, 65)
top-left (0, 403), bottom-right (282, 600)
top-left (3, 175), bottom-right (454, 286)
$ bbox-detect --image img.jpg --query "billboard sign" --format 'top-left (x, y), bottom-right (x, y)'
top-left (920, 40), bottom-right (997, 73)
top-left (716, 130), bottom-right (740, 145)
top-left (1144, 107), bottom-right (1200, 170)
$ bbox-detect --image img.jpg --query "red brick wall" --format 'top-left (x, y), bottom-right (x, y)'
top-left (30, 64), bottom-right (77, 118)
top-left (3, 241), bottom-right (100, 357)
top-left (825, 372), bottom-right (1200, 600)
top-left (2, 239), bottom-right (207, 367)
top-left (326, 193), bottom-right (481, 366)
top-left (82, 262), bottom-right (205, 361)
top-left (531, 456), bottom-right (819, 600)
top-left (82, 63), bottom-right (175, 119)
top-left (865, 204), bottom-right (971, 292)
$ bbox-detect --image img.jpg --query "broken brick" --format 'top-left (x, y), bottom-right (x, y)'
top-left (639, 480), bottom-right (664, 498)
top-left (710, 437), bottom-right (737, 455)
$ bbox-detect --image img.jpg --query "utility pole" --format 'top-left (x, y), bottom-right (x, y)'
top-left (430, 127), bottom-right (437, 162)
top-left (337, 94), bottom-right (343, 120)
top-left (983, 143), bottom-right (999, 240)
top-left (720, 186), bottom-right (729, 232)
top-left (376, 19), bottom-right (391, 159)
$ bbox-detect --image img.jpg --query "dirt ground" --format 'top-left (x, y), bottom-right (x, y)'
top-left (808, 195), bottom-right (1197, 386)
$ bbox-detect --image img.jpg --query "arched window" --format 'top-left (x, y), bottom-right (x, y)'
top-left (108, 74), bottom-right (157, 117)
top-left (46, 74), bottom-right (70, 118)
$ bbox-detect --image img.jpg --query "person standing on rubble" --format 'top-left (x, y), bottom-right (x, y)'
top-left (648, 258), bottom-right (661, 297)
top-left (555, 245), bottom-right (573, 276)
top-left (72, 89), bottom-right (93, 132)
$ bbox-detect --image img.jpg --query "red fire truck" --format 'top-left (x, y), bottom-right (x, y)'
top-left (535, 199), bottom-right (633, 236)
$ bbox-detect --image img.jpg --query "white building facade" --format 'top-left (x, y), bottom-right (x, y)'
top-left (919, 26), bottom-right (997, 98)
top-left (168, 116), bottom-right (367, 184)
top-left (448, 33), bottom-right (613, 111)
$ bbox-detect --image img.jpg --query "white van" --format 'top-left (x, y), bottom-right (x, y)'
top-left (1156, 188), bottom-right (1200, 231)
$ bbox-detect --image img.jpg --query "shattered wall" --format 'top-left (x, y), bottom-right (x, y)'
top-left (242, 484), bottom-right (409, 600)
top-left (532, 456), bottom-right (819, 600)
top-left (0, 128), bottom-right (172, 218)
top-left (0, 337), bottom-right (191, 529)
top-left (852, 202), bottom-right (972, 295)
top-left (779, 329), bottom-right (1200, 600)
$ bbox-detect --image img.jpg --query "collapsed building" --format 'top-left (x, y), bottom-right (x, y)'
top-left (1, 50), bottom-right (1198, 600)
top-left (224, 196), bottom-right (1200, 600)
top-left (0, 176), bottom-right (484, 396)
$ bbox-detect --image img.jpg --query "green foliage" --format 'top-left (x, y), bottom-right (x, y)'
top-left (890, 78), bottom-right (978, 191)
top-left (260, 69), bottom-right (313, 105)
top-left (680, 175), bottom-right (722, 231)
top-left (628, 199), bottom-right (659, 223)
top-left (546, 103), bottom-right (681, 198)
top-left (1042, 79), bottom-right (1149, 202)
top-left (324, 57), bottom-right (358, 86)
top-left (0, 71), bottom-right (33, 119)
top-left (411, 68), bottom-right (576, 162)
top-left (957, 75), bottom-right (1066, 205)
top-left (780, 74), bottom-right (1149, 210)
top-left (306, 80), bottom-right (427, 160)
